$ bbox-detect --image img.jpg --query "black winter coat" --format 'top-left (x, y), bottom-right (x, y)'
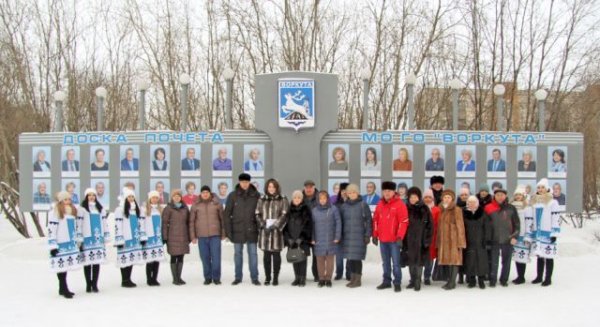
top-left (283, 203), bottom-right (313, 255)
top-left (223, 184), bottom-right (260, 243)
top-left (402, 201), bottom-right (433, 266)
top-left (462, 207), bottom-right (489, 276)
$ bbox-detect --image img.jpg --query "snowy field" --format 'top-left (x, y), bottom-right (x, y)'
top-left (1, 214), bottom-right (600, 326)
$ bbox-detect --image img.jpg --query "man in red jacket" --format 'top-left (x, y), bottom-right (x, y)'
top-left (372, 181), bottom-right (409, 292)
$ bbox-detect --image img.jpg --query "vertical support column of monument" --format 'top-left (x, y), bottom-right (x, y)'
top-left (255, 72), bottom-right (338, 195)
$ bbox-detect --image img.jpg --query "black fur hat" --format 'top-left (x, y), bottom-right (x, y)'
top-left (381, 181), bottom-right (397, 191)
top-left (430, 175), bottom-right (445, 186)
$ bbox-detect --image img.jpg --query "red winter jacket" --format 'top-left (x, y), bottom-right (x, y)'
top-left (372, 196), bottom-right (409, 242)
top-left (429, 206), bottom-right (440, 260)
top-left (484, 200), bottom-right (501, 216)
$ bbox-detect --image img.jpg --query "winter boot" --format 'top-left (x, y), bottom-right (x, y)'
top-left (146, 263), bottom-right (154, 286)
top-left (424, 279), bottom-right (431, 285)
top-left (170, 263), bottom-right (181, 285)
top-left (272, 272), bottom-right (279, 286)
top-left (121, 267), bottom-right (136, 288)
top-left (298, 276), bottom-right (306, 287)
top-left (443, 266), bottom-right (458, 290)
top-left (292, 275), bottom-right (300, 286)
top-left (458, 272), bottom-right (464, 284)
top-left (542, 259), bottom-right (553, 286)
top-left (348, 274), bottom-right (362, 288)
top-left (394, 284), bottom-right (402, 293)
top-left (478, 276), bottom-right (486, 289)
top-left (58, 273), bottom-right (74, 299)
top-left (532, 257), bottom-right (545, 284)
top-left (176, 262), bottom-right (186, 285)
top-left (512, 263), bottom-right (526, 285)
top-left (346, 273), bottom-right (355, 287)
top-left (83, 265), bottom-right (92, 293)
top-left (91, 264), bottom-right (100, 293)
top-left (376, 282), bottom-right (392, 290)
top-left (467, 276), bottom-right (476, 288)
top-left (414, 278), bottom-right (422, 291)
top-left (264, 272), bottom-right (271, 286)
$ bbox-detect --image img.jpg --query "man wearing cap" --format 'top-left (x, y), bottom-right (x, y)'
top-left (477, 183), bottom-right (493, 209)
top-left (429, 176), bottom-right (444, 206)
top-left (487, 188), bottom-right (520, 287)
top-left (302, 179), bottom-right (320, 282)
top-left (372, 181), bottom-right (409, 292)
top-left (224, 173), bottom-right (261, 285)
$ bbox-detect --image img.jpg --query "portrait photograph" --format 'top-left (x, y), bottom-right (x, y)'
top-left (120, 178), bottom-right (140, 200)
top-left (360, 144), bottom-right (381, 177)
top-left (32, 179), bottom-right (52, 211)
top-left (181, 179), bottom-right (200, 207)
top-left (212, 178), bottom-right (232, 206)
top-left (32, 146), bottom-right (52, 178)
top-left (151, 178), bottom-right (171, 205)
top-left (251, 178), bottom-right (265, 195)
top-left (328, 178), bottom-right (349, 200)
top-left (243, 144), bottom-right (265, 177)
top-left (456, 145), bottom-right (476, 177)
top-left (517, 146), bottom-right (537, 178)
top-left (91, 179), bottom-right (110, 210)
top-left (360, 178), bottom-right (381, 208)
top-left (212, 144), bottom-right (233, 177)
top-left (487, 146), bottom-right (507, 178)
top-left (393, 179), bottom-right (411, 202)
top-left (328, 144), bottom-right (349, 177)
top-left (549, 179), bottom-right (567, 209)
top-left (120, 145), bottom-right (140, 176)
top-left (517, 179), bottom-right (537, 201)
top-left (392, 145), bottom-right (412, 178)
top-left (61, 179), bottom-right (81, 204)
top-left (548, 146), bottom-right (567, 178)
top-left (61, 146), bottom-right (80, 178)
top-left (424, 145), bottom-right (445, 177)
top-left (487, 179), bottom-right (507, 194)
top-left (455, 179), bottom-right (475, 196)
top-left (181, 144), bottom-right (201, 176)
top-left (150, 145), bottom-right (170, 177)
top-left (90, 146), bottom-right (110, 177)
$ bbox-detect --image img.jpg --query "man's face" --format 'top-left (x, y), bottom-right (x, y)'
top-left (239, 180), bottom-right (250, 190)
top-left (304, 185), bottom-right (315, 196)
top-left (432, 149), bottom-right (440, 160)
top-left (219, 184), bottom-right (228, 196)
top-left (67, 150), bottom-right (75, 161)
top-left (95, 183), bottom-right (105, 196)
top-left (250, 150), bottom-right (259, 160)
top-left (219, 148), bottom-right (227, 159)
top-left (126, 150), bottom-right (134, 160)
top-left (492, 150), bottom-right (501, 160)
top-left (96, 150), bottom-right (105, 161)
top-left (201, 190), bottom-right (211, 200)
top-left (432, 183), bottom-right (443, 191)
top-left (494, 192), bottom-right (507, 204)
top-left (37, 151), bottom-right (45, 161)
top-left (553, 184), bottom-right (562, 196)
top-left (38, 183), bottom-right (46, 194)
top-left (187, 148), bottom-right (195, 159)
top-left (366, 183), bottom-right (375, 195)
top-left (460, 193), bottom-right (469, 201)
top-left (156, 183), bottom-right (164, 192)
top-left (382, 189), bottom-right (395, 201)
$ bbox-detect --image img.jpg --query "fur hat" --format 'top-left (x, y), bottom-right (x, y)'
top-left (441, 189), bottom-right (456, 200)
top-left (339, 182), bottom-right (349, 191)
top-left (345, 183), bottom-right (359, 194)
top-left (148, 190), bottom-right (160, 199)
top-left (430, 175), bottom-right (445, 186)
top-left (84, 188), bottom-right (96, 197)
top-left (381, 181), bottom-right (397, 191)
top-left (423, 189), bottom-right (434, 199)
top-left (201, 185), bottom-right (211, 193)
top-left (513, 185), bottom-right (527, 196)
top-left (238, 173), bottom-right (252, 181)
top-left (122, 187), bottom-right (135, 199)
top-left (406, 187), bottom-right (422, 200)
top-left (56, 191), bottom-right (71, 203)
top-left (537, 178), bottom-right (550, 191)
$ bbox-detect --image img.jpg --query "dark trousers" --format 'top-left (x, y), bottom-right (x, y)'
top-left (409, 265), bottom-right (423, 282)
top-left (489, 243), bottom-right (513, 283)
top-left (263, 251), bottom-right (281, 280)
top-left (293, 260), bottom-right (308, 277)
top-left (348, 259), bottom-right (363, 275)
top-left (424, 258), bottom-right (434, 280)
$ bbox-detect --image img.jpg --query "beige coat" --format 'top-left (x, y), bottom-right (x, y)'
top-left (437, 199), bottom-right (466, 266)
top-left (190, 194), bottom-right (224, 239)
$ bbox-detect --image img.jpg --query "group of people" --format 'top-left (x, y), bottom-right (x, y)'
top-left (46, 173), bottom-right (561, 299)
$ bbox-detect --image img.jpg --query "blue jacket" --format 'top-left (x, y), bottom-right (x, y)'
top-left (120, 158), bottom-right (139, 171)
top-left (339, 197), bottom-right (372, 260)
top-left (487, 159), bottom-right (506, 172)
top-left (311, 203), bottom-right (342, 256)
top-left (362, 193), bottom-right (380, 206)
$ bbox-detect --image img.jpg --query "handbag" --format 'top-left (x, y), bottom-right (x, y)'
top-left (286, 246), bottom-right (307, 263)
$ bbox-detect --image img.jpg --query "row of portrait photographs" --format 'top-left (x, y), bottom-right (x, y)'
top-left (326, 144), bottom-right (569, 179)
top-left (32, 178), bottom-right (267, 211)
top-left (32, 144), bottom-right (267, 178)
top-left (326, 177), bottom-right (567, 211)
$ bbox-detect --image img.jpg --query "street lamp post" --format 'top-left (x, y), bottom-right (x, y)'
top-left (53, 90), bottom-right (66, 132)
top-left (136, 78), bottom-right (150, 130)
top-left (449, 78), bottom-right (462, 130)
top-left (95, 87), bottom-right (107, 131)
top-left (223, 68), bottom-right (235, 130)
top-left (493, 84), bottom-right (506, 131)
top-left (534, 89), bottom-right (548, 132)
top-left (405, 73), bottom-right (417, 130)
top-left (179, 73), bottom-right (191, 131)
top-left (360, 67), bottom-right (371, 130)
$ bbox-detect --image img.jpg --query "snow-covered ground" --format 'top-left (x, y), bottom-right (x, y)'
top-left (1, 214), bottom-right (599, 326)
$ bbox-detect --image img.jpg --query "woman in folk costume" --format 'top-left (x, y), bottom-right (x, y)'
top-left (48, 191), bottom-right (82, 298)
top-left (436, 189), bottom-right (466, 290)
top-left (141, 191), bottom-right (166, 286)
top-left (530, 178), bottom-right (561, 286)
top-left (114, 188), bottom-right (145, 288)
top-left (78, 188), bottom-right (110, 293)
top-left (511, 185), bottom-right (534, 285)
top-left (256, 179), bottom-right (289, 286)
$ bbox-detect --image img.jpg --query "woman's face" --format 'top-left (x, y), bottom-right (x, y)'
top-left (156, 151), bottom-right (165, 160)
top-left (399, 150), bottom-right (407, 161)
top-left (292, 196), bottom-right (303, 206)
top-left (367, 150), bottom-right (375, 161)
top-left (219, 184), bottom-right (228, 196)
top-left (86, 193), bottom-right (96, 202)
top-left (334, 150), bottom-right (344, 161)
top-left (187, 186), bottom-right (195, 195)
top-left (553, 152), bottom-right (561, 162)
top-left (409, 194), bottom-right (419, 205)
top-left (96, 151), bottom-right (105, 161)
top-left (442, 194), bottom-right (453, 205)
top-left (66, 185), bottom-right (74, 193)
top-left (318, 194), bottom-right (328, 205)
top-left (467, 198), bottom-right (478, 211)
top-left (172, 194), bottom-right (182, 203)
top-left (250, 150), bottom-right (259, 160)
top-left (514, 193), bottom-right (524, 202)
top-left (333, 184), bottom-right (340, 194)
top-left (127, 195), bottom-right (135, 203)
top-left (150, 196), bottom-right (160, 205)
top-left (523, 153), bottom-right (531, 163)
top-left (398, 187), bottom-right (407, 197)
top-left (537, 185), bottom-right (547, 195)
top-left (462, 151), bottom-right (471, 161)
top-left (347, 190), bottom-right (359, 201)
top-left (341, 189), bottom-right (348, 200)
top-left (267, 182), bottom-right (277, 195)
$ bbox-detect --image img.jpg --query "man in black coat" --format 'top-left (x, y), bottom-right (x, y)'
top-left (487, 188), bottom-right (520, 287)
top-left (224, 173), bottom-right (261, 285)
top-left (302, 179), bottom-right (321, 282)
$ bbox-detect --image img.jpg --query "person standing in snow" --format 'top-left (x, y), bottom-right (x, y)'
top-left (283, 191), bottom-right (313, 287)
top-left (48, 191), bottom-right (82, 298)
top-left (487, 188), bottom-right (520, 287)
top-left (402, 187), bottom-right (433, 292)
top-left (437, 189), bottom-right (466, 290)
top-left (162, 189), bottom-right (191, 285)
top-left (114, 188), bottom-right (145, 288)
top-left (78, 188), bottom-right (110, 293)
top-left (141, 191), bottom-right (165, 286)
top-left (422, 189), bottom-right (440, 286)
top-left (311, 191), bottom-right (342, 288)
top-left (510, 185), bottom-right (534, 285)
top-left (462, 195), bottom-right (489, 289)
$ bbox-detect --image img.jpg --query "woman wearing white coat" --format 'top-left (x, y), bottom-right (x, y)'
top-left (114, 188), bottom-right (145, 288)
top-left (530, 178), bottom-right (561, 286)
top-left (141, 191), bottom-right (165, 286)
top-left (78, 188), bottom-right (110, 293)
top-left (510, 185), bottom-right (534, 285)
top-left (48, 191), bottom-right (82, 299)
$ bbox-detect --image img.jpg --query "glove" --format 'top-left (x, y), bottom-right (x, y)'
top-left (50, 249), bottom-right (58, 257)
top-left (550, 236), bottom-right (557, 243)
top-left (140, 241), bottom-right (147, 247)
top-left (371, 237), bottom-right (379, 246)
top-left (116, 245), bottom-right (124, 250)
top-left (396, 239), bottom-right (403, 250)
top-left (162, 239), bottom-right (168, 245)
top-left (364, 237), bottom-right (370, 245)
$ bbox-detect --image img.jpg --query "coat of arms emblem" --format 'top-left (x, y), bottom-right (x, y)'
top-left (278, 79), bottom-right (315, 131)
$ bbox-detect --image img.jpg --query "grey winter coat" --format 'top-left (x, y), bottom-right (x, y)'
top-left (463, 206), bottom-right (489, 276)
top-left (223, 184), bottom-right (261, 244)
top-left (161, 203), bottom-right (191, 256)
top-left (256, 194), bottom-right (289, 252)
top-left (311, 202), bottom-right (342, 256)
top-left (488, 202), bottom-right (520, 245)
top-left (339, 197), bottom-right (372, 260)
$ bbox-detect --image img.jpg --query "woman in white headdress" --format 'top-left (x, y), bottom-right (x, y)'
top-left (510, 185), bottom-right (534, 285)
top-left (140, 190), bottom-right (165, 286)
top-left (114, 188), bottom-right (145, 288)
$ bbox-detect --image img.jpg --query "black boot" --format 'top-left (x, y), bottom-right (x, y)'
top-left (91, 265), bottom-right (100, 292)
top-left (478, 276), bottom-right (486, 289)
top-left (299, 276), bottom-right (306, 287)
top-left (542, 259), bottom-right (553, 286)
top-left (272, 272), bottom-right (279, 286)
top-left (376, 282), bottom-right (392, 290)
top-left (458, 272), bottom-right (464, 285)
top-left (176, 262), bottom-right (186, 285)
top-left (513, 262), bottom-right (526, 284)
top-left (443, 266), bottom-right (458, 290)
top-left (152, 262), bottom-right (160, 286)
top-left (467, 276), bottom-right (476, 288)
top-left (292, 275), bottom-right (300, 286)
top-left (57, 272), bottom-right (74, 299)
top-left (83, 265), bottom-right (92, 293)
top-left (121, 266), bottom-right (136, 288)
top-left (170, 263), bottom-right (180, 285)
top-left (532, 257), bottom-right (545, 284)
top-left (264, 272), bottom-right (271, 286)
top-left (146, 263), bottom-right (155, 286)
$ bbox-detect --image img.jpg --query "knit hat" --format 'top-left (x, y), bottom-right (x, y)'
top-left (238, 173), bottom-right (252, 181)
top-left (423, 189), bottom-right (434, 199)
top-left (201, 185), bottom-right (211, 193)
top-left (441, 189), bottom-right (456, 201)
top-left (430, 175), bottom-right (445, 186)
top-left (406, 187), bottom-right (422, 200)
top-left (345, 183), bottom-right (359, 194)
top-left (148, 190), bottom-right (160, 199)
top-left (381, 181), bottom-right (396, 191)
top-left (122, 187), bottom-right (135, 199)
top-left (494, 188), bottom-right (507, 195)
top-left (491, 181), bottom-right (503, 191)
top-left (397, 182), bottom-right (408, 190)
top-left (478, 183), bottom-right (490, 193)
top-left (537, 178), bottom-right (550, 191)
top-left (84, 188), bottom-right (96, 197)
top-left (56, 191), bottom-right (71, 203)
top-left (513, 185), bottom-right (527, 196)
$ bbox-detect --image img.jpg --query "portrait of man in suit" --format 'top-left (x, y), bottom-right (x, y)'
top-left (61, 148), bottom-right (80, 172)
top-left (33, 148), bottom-right (51, 172)
top-left (487, 148), bottom-right (506, 172)
top-left (181, 147), bottom-right (200, 171)
top-left (362, 181), bottom-right (381, 205)
top-left (120, 147), bottom-right (139, 171)
top-left (154, 180), bottom-right (170, 205)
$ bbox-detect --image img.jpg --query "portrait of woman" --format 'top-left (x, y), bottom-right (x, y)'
top-left (91, 147), bottom-right (109, 172)
top-left (329, 145), bottom-right (349, 171)
top-left (393, 147), bottom-right (413, 171)
top-left (361, 146), bottom-right (381, 172)
top-left (152, 147), bottom-right (168, 171)
top-left (33, 147), bottom-right (51, 173)
top-left (518, 148), bottom-right (536, 172)
top-left (550, 148), bottom-right (567, 173)
top-left (456, 146), bottom-right (476, 176)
